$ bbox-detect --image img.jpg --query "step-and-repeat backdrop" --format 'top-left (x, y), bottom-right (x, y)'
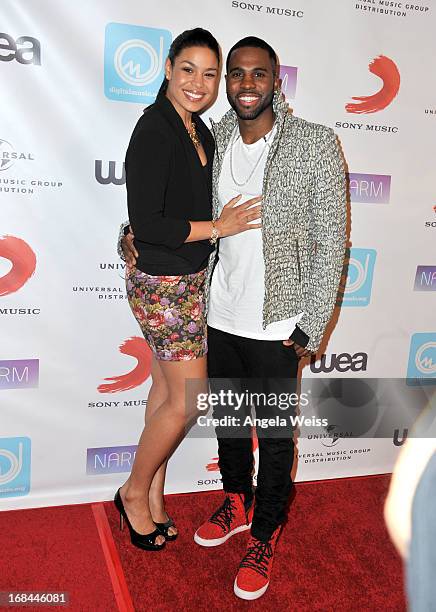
top-left (1, 0), bottom-right (435, 510)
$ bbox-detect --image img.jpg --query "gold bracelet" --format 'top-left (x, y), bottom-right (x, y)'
top-left (209, 219), bottom-right (219, 245)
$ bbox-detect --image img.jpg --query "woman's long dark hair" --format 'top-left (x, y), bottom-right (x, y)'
top-left (157, 27), bottom-right (220, 97)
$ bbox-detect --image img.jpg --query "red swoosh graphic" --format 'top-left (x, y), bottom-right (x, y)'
top-left (346, 55), bottom-right (400, 114)
top-left (206, 457), bottom-right (220, 472)
top-left (206, 427), bottom-right (259, 471)
top-left (0, 235), bottom-right (36, 296)
top-left (98, 336), bottom-right (152, 393)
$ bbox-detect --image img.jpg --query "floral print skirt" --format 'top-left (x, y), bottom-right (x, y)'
top-left (126, 267), bottom-right (207, 361)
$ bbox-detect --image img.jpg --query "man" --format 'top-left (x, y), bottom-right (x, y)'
top-left (121, 37), bottom-right (346, 600)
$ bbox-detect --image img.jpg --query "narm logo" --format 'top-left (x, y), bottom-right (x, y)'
top-left (348, 173), bottom-right (391, 204)
top-left (414, 266), bottom-right (436, 291)
top-left (86, 445), bottom-right (137, 475)
top-left (279, 65), bottom-right (298, 100)
top-left (94, 160), bottom-right (125, 185)
top-left (0, 359), bottom-right (39, 390)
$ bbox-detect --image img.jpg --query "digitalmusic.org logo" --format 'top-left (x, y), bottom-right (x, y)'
top-left (0, 235), bottom-right (36, 296)
top-left (407, 333), bottom-right (436, 384)
top-left (346, 55), bottom-right (400, 114)
top-left (279, 65), bottom-right (297, 100)
top-left (348, 173), bottom-right (391, 204)
top-left (339, 248), bottom-right (377, 307)
top-left (0, 437), bottom-right (31, 498)
top-left (0, 359), bottom-right (39, 390)
top-left (104, 23), bottom-right (172, 103)
top-left (98, 337), bottom-right (152, 393)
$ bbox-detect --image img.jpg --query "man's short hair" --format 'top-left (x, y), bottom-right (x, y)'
top-left (226, 36), bottom-right (278, 73)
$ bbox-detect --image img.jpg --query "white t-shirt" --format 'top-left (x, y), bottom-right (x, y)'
top-left (208, 126), bottom-right (303, 340)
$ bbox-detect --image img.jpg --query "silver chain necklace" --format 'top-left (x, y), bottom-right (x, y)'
top-left (229, 124), bottom-right (276, 187)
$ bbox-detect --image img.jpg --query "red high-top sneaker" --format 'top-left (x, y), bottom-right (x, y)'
top-left (234, 526), bottom-right (281, 600)
top-left (194, 493), bottom-right (253, 547)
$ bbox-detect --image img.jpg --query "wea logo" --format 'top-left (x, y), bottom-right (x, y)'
top-left (310, 352), bottom-right (367, 374)
top-left (0, 437), bottom-right (31, 498)
top-left (104, 22), bottom-right (172, 104)
top-left (339, 248), bottom-right (377, 307)
top-left (407, 333), bottom-right (436, 384)
top-left (94, 160), bottom-right (125, 185)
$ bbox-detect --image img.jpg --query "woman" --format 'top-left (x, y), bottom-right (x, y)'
top-left (115, 28), bottom-right (261, 550)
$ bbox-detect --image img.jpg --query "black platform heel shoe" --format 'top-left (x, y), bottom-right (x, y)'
top-left (114, 489), bottom-right (166, 551)
top-left (155, 516), bottom-right (178, 542)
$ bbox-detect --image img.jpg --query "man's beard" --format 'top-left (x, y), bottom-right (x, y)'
top-left (227, 89), bottom-right (274, 120)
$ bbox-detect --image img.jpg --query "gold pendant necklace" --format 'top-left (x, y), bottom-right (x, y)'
top-left (187, 121), bottom-right (200, 149)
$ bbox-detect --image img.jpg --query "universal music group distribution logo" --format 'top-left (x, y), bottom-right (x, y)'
top-left (104, 22), bottom-right (172, 104)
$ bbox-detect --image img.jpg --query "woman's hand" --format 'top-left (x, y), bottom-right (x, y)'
top-left (216, 195), bottom-right (262, 238)
top-left (121, 227), bottom-right (138, 267)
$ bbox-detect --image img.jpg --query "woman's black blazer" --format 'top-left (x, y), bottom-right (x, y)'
top-left (125, 92), bottom-right (215, 275)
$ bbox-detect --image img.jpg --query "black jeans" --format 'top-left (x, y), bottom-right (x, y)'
top-left (207, 325), bottom-right (300, 542)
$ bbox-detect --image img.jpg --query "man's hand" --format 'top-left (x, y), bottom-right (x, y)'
top-left (282, 338), bottom-right (311, 358)
top-left (122, 227), bottom-right (138, 267)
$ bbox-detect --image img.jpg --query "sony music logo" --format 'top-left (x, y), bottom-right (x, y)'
top-left (230, 2), bottom-right (304, 17)
top-left (0, 308), bottom-right (40, 315)
top-left (335, 121), bottom-right (399, 133)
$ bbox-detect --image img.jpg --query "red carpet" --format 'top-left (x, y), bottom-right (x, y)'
top-left (0, 476), bottom-right (406, 611)
top-left (107, 475), bottom-right (406, 611)
top-left (0, 504), bottom-right (118, 611)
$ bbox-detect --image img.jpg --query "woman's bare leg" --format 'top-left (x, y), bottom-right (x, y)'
top-left (119, 355), bottom-right (207, 540)
top-left (145, 357), bottom-right (177, 537)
